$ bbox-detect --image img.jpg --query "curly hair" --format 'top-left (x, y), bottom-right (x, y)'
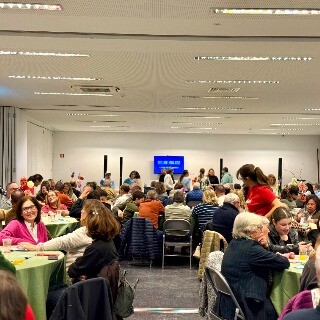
top-left (83, 199), bottom-right (120, 240)
top-left (202, 189), bottom-right (219, 205)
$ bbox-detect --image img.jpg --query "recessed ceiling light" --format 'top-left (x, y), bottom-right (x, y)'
top-left (186, 80), bottom-right (280, 84)
top-left (177, 107), bottom-right (244, 111)
top-left (9, 75), bottom-right (102, 81)
top-left (182, 95), bottom-right (258, 100)
top-left (305, 108), bottom-right (320, 111)
top-left (35, 92), bottom-right (112, 96)
top-left (194, 56), bottom-right (312, 61)
top-left (67, 113), bottom-right (119, 117)
top-left (0, 2), bottom-right (62, 10)
top-left (0, 51), bottom-right (89, 57)
top-left (210, 8), bottom-right (320, 15)
top-left (271, 123), bottom-right (320, 126)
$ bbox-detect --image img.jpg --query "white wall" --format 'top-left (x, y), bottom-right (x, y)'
top-left (53, 132), bottom-right (320, 189)
top-left (27, 119), bottom-right (53, 179)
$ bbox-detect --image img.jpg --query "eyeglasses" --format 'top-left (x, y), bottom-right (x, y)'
top-left (22, 205), bottom-right (36, 212)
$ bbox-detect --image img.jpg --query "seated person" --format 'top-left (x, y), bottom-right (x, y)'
top-left (300, 236), bottom-right (320, 291)
top-left (215, 185), bottom-right (226, 206)
top-left (165, 191), bottom-right (191, 222)
top-left (186, 182), bottom-right (203, 203)
top-left (192, 189), bottom-right (219, 230)
top-left (41, 190), bottom-right (68, 215)
top-left (63, 182), bottom-right (78, 203)
top-left (54, 181), bottom-right (73, 209)
top-left (0, 270), bottom-right (35, 320)
top-left (101, 179), bottom-right (117, 202)
top-left (209, 193), bottom-right (240, 243)
top-left (113, 184), bottom-right (131, 208)
top-left (269, 207), bottom-right (311, 254)
top-left (0, 182), bottom-right (20, 210)
top-left (121, 191), bottom-right (145, 225)
top-left (155, 182), bottom-right (169, 204)
top-left (219, 212), bottom-right (289, 320)
top-left (169, 182), bottom-right (184, 199)
top-left (46, 199), bottom-right (119, 316)
top-left (280, 188), bottom-right (297, 210)
top-left (138, 190), bottom-right (165, 229)
top-left (4, 190), bottom-right (25, 225)
top-left (281, 245), bottom-right (320, 320)
top-left (35, 181), bottom-right (51, 205)
top-left (0, 196), bottom-right (48, 245)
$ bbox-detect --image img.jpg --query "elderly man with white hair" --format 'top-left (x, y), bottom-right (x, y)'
top-left (218, 212), bottom-right (289, 320)
top-left (209, 193), bottom-right (240, 243)
top-left (186, 182), bottom-right (203, 203)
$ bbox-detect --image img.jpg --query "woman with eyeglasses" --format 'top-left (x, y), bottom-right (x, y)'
top-left (236, 164), bottom-right (284, 219)
top-left (0, 196), bottom-right (48, 245)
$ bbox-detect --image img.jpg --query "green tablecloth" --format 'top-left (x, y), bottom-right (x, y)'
top-left (44, 217), bottom-right (80, 238)
top-left (270, 262), bottom-right (303, 315)
top-left (3, 249), bottom-right (66, 320)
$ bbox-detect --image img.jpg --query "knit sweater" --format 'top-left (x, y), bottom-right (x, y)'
top-left (0, 219), bottom-right (48, 245)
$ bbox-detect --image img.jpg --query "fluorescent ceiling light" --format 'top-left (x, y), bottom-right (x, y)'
top-left (186, 80), bottom-right (280, 84)
top-left (171, 127), bottom-right (215, 130)
top-left (9, 75), bottom-right (102, 81)
top-left (210, 8), bottom-right (320, 15)
top-left (271, 123), bottom-right (320, 126)
top-left (0, 2), bottom-right (62, 10)
top-left (282, 117), bottom-right (320, 120)
top-left (0, 51), bottom-right (89, 57)
top-left (174, 115), bottom-right (229, 119)
top-left (182, 95), bottom-right (258, 100)
top-left (260, 128), bottom-right (304, 131)
top-left (35, 92), bottom-right (112, 96)
top-left (194, 56), bottom-right (312, 61)
top-left (67, 113), bottom-right (119, 117)
top-left (90, 125), bottom-right (129, 128)
top-left (177, 107), bottom-right (244, 111)
top-left (172, 122), bottom-right (222, 125)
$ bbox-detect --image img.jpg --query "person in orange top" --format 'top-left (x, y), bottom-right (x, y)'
top-left (138, 190), bottom-right (165, 229)
top-left (54, 181), bottom-right (73, 209)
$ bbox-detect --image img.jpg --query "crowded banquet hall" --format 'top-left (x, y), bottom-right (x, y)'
top-left (1, 1), bottom-right (320, 320)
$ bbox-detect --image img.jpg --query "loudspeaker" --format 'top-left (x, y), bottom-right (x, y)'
top-left (220, 158), bottom-right (223, 182)
top-left (103, 155), bottom-right (108, 176)
top-left (278, 158), bottom-right (282, 192)
top-left (119, 157), bottom-right (123, 186)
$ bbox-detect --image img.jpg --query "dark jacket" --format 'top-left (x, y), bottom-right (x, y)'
top-left (49, 277), bottom-right (114, 320)
top-left (300, 257), bottom-right (318, 291)
top-left (218, 238), bottom-right (289, 320)
top-left (210, 202), bottom-right (239, 243)
top-left (68, 239), bottom-right (118, 280)
top-left (69, 198), bottom-right (83, 219)
top-left (268, 224), bottom-right (300, 254)
top-left (119, 217), bottom-right (161, 261)
top-left (282, 304), bottom-right (320, 320)
top-left (186, 189), bottom-right (203, 202)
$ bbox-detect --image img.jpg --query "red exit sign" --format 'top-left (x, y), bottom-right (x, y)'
top-left (60, 154), bottom-right (64, 158)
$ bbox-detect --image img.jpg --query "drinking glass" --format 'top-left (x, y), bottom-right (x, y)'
top-left (3, 238), bottom-right (12, 253)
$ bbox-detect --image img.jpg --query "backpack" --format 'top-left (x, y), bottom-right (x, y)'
top-left (114, 270), bottom-right (139, 318)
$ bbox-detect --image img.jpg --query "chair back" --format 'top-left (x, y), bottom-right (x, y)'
top-left (186, 200), bottom-right (202, 208)
top-left (206, 267), bottom-right (246, 320)
top-left (198, 231), bottom-right (228, 279)
top-left (163, 219), bottom-right (191, 237)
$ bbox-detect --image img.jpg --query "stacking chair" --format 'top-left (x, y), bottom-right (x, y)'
top-left (205, 266), bottom-right (246, 320)
top-left (186, 200), bottom-right (202, 208)
top-left (162, 219), bottom-right (192, 269)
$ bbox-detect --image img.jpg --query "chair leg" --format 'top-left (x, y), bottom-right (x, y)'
top-left (189, 244), bottom-right (192, 269)
top-left (162, 237), bottom-right (165, 268)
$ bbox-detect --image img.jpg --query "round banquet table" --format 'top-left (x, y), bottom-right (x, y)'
top-left (44, 216), bottom-right (80, 238)
top-left (270, 259), bottom-right (304, 315)
top-left (2, 248), bottom-right (66, 320)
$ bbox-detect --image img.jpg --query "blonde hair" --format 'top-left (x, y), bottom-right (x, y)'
top-left (202, 189), bottom-right (219, 205)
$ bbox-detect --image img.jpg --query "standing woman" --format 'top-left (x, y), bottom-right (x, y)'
top-left (268, 174), bottom-right (278, 196)
top-left (205, 168), bottom-right (219, 187)
top-left (236, 164), bottom-right (284, 219)
top-left (164, 168), bottom-right (174, 195)
top-left (0, 196), bottom-right (48, 245)
top-left (123, 171), bottom-right (136, 185)
top-left (179, 169), bottom-right (191, 192)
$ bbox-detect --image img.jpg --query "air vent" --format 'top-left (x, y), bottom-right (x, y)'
top-left (208, 87), bottom-right (240, 93)
top-left (71, 85), bottom-right (122, 93)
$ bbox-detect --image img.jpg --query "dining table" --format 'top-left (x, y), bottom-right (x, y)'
top-left (43, 216), bottom-right (80, 238)
top-left (2, 248), bottom-right (66, 320)
top-left (270, 258), bottom-right (304, 315)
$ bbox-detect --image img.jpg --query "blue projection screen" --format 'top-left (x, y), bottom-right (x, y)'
top-left (153, 156), bottom-right (184, 174)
